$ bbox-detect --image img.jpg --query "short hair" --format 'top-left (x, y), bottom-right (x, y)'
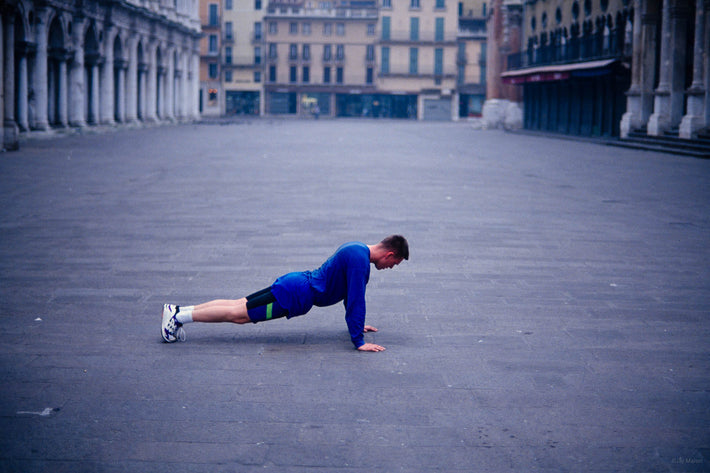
top-left (381, 235), bottom-right (409, 260)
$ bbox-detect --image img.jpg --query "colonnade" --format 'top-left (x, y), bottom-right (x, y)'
top-left (622, 0), bottom-right (710, 139)
top-left (2, 0), bottom-right (201, 150)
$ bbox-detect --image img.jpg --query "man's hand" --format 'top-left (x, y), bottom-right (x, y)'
top-left (363, 325), bottom-right (378, 332)
top-left (358, 343), bottom-right (386, 352)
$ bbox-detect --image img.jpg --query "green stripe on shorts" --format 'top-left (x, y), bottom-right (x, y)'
top-left (266, 302), bottom-right (273, 320)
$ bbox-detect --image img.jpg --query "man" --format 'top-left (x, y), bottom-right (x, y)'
top-left (161, 235), bottom-right (409, 352)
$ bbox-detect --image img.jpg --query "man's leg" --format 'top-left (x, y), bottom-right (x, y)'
top-left (191, 298), bottom-right (250, 324)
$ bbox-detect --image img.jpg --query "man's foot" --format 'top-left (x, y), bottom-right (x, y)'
top-left (161, 304), bottom-right (186, 343)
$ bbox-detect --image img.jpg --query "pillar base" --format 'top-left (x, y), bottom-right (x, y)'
top-left (647, 112), bottom-right (671, 136)
top-left (3, 122), bottom-right (20, 151)
top-left (679, 114), bottom-right (705, 139)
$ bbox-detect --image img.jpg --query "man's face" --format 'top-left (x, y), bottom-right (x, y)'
top-left (375, 252), bottom-right (404, 270)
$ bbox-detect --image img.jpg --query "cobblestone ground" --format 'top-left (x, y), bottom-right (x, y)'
top-left (0, 119), bottom-right (709, 473)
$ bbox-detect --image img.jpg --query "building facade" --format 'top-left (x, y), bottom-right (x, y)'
top-left (495, 0), bottom-right (709, 141)
top-left (457, 0), bottom-right (488, 117)
top-left (199, 0), bottom-right (223, 115)
top-left (2, 0), bottom-right (201, 151)
top-left (198, 0), bottom-right (476, 120)
top-left (222, 0), bottom-right (265, 116)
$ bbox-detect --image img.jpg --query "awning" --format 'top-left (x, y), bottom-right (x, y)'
top-left (501, 58), bottom-right (618, 84)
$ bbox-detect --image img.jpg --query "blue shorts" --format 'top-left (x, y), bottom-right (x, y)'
top-left (245, 287), bottom-right (289, 323)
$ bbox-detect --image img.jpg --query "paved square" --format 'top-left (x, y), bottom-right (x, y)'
top-left (1, 120), bottom-right (709, 472)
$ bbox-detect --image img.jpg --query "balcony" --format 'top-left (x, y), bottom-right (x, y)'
top-left (507, 30), bottom-right (631, 70)
top-left (380, 30), bottom-right (456, 44)
top-left (264, 6), bottom-right (377, 18)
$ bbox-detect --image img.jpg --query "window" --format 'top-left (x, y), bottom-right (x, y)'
top-left (367, 24), bottom-right (375, 36)
top-left (410, 0), bottom-right (420, 8)
top-left (435, 0), bottom-right (445, 8)
top-left (225, 0), bottom-right (232, 10)
top-left (225, 22), bottom-right (233, 40)
top-left (208, 34), bottom-right (218, 53)
top-left (410, 17), bottom-right (419, 41)
top-left (381, 17), bottom-right (390, 40)
top-left (302, 22), bottom-right (311, 35)
top-left (254, 70), bottom-right (261, 83)
top-left (208, 63), bottom-right (218, 78)
top-left (254, 22), bottom-right (262, 41)
top-left (290, 22), bottom-right (298, 34)
top-left (336, 44), bottom-right (344, 60)
top-left (289, 44), bottom-right (298, 60)
top-left (302, 66), bottom-right (310, 83)
top-left (269, 22), bottom-right (278, 35)
top-left (434, 47), bottom-right (443, 75)
top-left (366, 45), bottom-right (375, 61)
top-left (382, 0), bottom-right (391, 7)
top-left (269, 43), bottom-right (278, 58)
top-left (323, 44), bottom-right (332, 61)
top-left (225, 69), bottom-right (232, 82)
top-left (225, 46), bottom-right (232, 64)
top-left (336, 66), bottom-right (343, 83)
top-left (366, 67), bottom-right (373, 84)
top-left (209, 4), bottom-right (218, 25)
top-left (381, 46), bottom-right (389, 73)
top-left (290, 65), bottom-right (297, 82)
top-left (336, 23), bottom-right (345, 35)
top-left (323, 23), bottom-right (332, 35)
top-left (303, 44), bottom-right (310, 60)
top-left (409, 47), bottom-right (418, 74)
top-left (269, 65), bottom-right (277, 82)
top-left (435, 17), bottom-right (445, 41)
top-left (255, 0), bottom-right (261, 9)
top-left (254, 46), bottom-right (262, 64)
top-left (323, 66), bottom-right (331, 83)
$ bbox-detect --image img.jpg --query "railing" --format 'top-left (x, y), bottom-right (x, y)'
top-left (265, 6), bottom-right (378, 18)
top-left (380, 30), bottom-right (457, 43)
top-left (507, 30), bottom-right (631, 70)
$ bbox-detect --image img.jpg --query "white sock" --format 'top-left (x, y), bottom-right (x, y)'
top-left (176, 306), bottom-right (194, 324)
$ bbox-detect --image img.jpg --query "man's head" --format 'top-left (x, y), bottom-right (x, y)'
top-left (370, 235), bottom-right (409, 270)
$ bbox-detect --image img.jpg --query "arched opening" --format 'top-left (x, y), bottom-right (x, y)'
top-left (113, 35), bottom-right (123, 122)
top-left (47, 16), bottom-right (65, 126)
top-left (84, 24), bottom-right (100, 124)
top-left (137, 41), bottom-right (145, 120)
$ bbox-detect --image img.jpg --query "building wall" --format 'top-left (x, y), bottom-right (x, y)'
top-left (2, 0), bottom-right (201, 150)
top-left (199, 0), bottom-right (222, 115)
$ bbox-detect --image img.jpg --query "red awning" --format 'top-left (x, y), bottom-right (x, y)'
top-left (501, 58), bottom-right (617, 84)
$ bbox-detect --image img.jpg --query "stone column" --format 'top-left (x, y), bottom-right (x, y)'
top-left (680, 0), bottom-right (707, 138)
top-left (69, 30), bottom-right (86, 127)
top-left (86, 57), bottom-right (100, 125)
top-left (32, 9), bottom-right (50, 130)
top-left (4, 14), bottom-right (19, 150)
top-left (115, 59), bottom-right (126, 122)
top-left (101, 33), bottom-right (115, 125)
top-left (57, 54), bottom-right (68, 126)
top-left (620, 0), bottom-right (647, 137)
top-left (145, 43), bottom-right (157, 121)
top-left (125, 38), bottom-right (137, 122)
top-left (648, 0), bottom-right (690, 135)
top-left (16, 43), bottom-right (30, 131)
top-left (138, 61), bottom-right (147, 120)
top-left (165, 48), bottom-right (175, 120)
top-left (191, 48), bottom-right (200, 118)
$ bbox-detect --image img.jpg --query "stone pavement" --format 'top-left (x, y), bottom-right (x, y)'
top-left (0, 120), bottom-right (708, 473)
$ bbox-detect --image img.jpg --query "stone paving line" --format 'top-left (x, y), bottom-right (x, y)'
top-left (0, 119), bottom-right (708, 472)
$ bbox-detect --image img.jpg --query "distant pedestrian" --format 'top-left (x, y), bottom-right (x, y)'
top-left (161, 235), bottom-right (409, 352)
top-left (313, 103), bottom-right (320, 119)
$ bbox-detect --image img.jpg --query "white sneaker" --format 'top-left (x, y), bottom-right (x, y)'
top-left (161, 304), bottom-right (186, 343)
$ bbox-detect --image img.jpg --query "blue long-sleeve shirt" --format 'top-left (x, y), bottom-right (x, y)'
top-left (270, 242), bottom-right (371, 348)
